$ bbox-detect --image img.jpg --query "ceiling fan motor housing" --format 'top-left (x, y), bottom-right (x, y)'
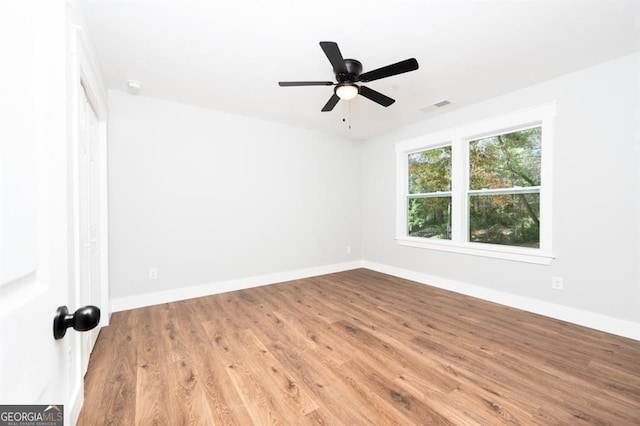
top-left (337, 59), bottom-right (363, 82)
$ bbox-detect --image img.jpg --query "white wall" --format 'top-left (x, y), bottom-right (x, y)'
top-left (107, 53), bottom-right (639, 338)
top-left (108, 90), bottom-right (361, 301)
top-left (361, 53), bottom-right (640, 328)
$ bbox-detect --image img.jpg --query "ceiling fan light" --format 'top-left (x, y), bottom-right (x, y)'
top-left (336, 84), bottom-right (359, 100)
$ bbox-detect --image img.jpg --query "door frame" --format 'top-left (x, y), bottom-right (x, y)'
top-left (67, 21), bottom-right (110, 422)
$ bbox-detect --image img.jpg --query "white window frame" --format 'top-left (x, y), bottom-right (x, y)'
top-left (395, 103), bottom-right (556, 265)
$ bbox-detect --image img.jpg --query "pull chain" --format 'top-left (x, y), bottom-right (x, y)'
top-left (341, 100), bottom-right (352, 130)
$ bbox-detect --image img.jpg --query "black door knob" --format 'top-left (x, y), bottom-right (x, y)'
top-left (53, 305), bottom-right (101, 340)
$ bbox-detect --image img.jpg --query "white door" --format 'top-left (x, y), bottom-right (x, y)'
top-left (0, 0), bottom-right (76, 414)
top-left (77, 85), bottom-right (102, 371)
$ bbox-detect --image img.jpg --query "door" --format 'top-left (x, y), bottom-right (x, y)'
top-left (0, 0), bottom-right (74, 410)
top-left (77, 85), bottom-right (102, 371)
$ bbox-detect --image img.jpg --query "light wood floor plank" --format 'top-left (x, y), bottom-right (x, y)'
top-left (77, 309), bottom-right (138, 425)
top-left (78, 269), bottom-right (640, 425)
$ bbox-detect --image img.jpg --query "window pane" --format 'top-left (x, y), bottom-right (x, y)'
top-left (469, 127), bottom-right (541, 190)
top-left (408, 197), bottom-right (451, 239)
top-left (469, 193), bottom-right (540, 247)
top-left (408, 146), bottom-right (451, 194)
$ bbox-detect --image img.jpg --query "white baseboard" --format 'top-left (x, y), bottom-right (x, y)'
top-left (68, 381), bottom-right (83, 426)
top-left (363, 261), bottom-right (640, 341)
top-left (110, 261), bottom-right (364, 312)
top-left (109, 259), bottom-right (639, 341)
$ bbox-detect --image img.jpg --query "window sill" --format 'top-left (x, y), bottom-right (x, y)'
top-left (396, 237), bottom-right (554, 265)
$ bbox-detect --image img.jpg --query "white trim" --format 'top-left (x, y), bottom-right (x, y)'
top-left (110, 261), bottom-right (365, 312)
top-left (408, 191), bottom-right (452, 199)
top-left (395, 102), bottom-right (556, 263)
top-left (452, 140), bottom-right (466, 242)
top-left (67, 23), bottom-right (109, 426)
top-left (110, 261), bottom-right (640, 340)
top-left (74, 23), bottom-right (111, 329)
top-left (68, 381), bottom-right (83, 426)
top-left (539, 112), bottom-right (554, 254)
top-left (97, 119), bottom-right (109, 327)
top-left (396, 238), bottom-right (554, 265)
top-left (72, 24), bottom-right (110, 328)
top-left (74, 24), bottom-right (108, 117)
top-left (468, 186), bottom-right (540, 196)
top-left (362, 261), bottom-right (640, 341)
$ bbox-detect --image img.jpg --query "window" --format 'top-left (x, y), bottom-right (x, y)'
top-left (468, 127), bottom-right (541, 247)
top-left (396, 103), bottom-right (555, 264)
top-left (407, 146), bottom-right (452, 239)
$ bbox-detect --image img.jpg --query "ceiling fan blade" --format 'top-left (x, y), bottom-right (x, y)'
top-left (359, 86), bottom-right (395, 107)
top-left (319, 41), bottom-right (348, 75)
top-left (321, 94), bottom-right (340, 112)
top-left (359, 58), bottom-right (419, 82)
top-left (279, 81), bottom-right (334, 87)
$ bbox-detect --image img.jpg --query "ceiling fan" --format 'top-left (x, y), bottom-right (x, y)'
top-left (278, 41), bottom-right (419, 112)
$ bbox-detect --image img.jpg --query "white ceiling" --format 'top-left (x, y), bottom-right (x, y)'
top-left (77, 0), bottom-right (640, 140)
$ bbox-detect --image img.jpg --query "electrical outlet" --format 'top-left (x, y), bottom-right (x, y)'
top-left (148, 268), bottom-right (158, 280)
top-left (346, 246), bottom-right (352, 255)
top-left (552, 276), bottom-right (563, 290)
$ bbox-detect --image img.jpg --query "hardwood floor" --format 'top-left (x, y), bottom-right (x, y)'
top-left (77, 269), bottom-right (640, 425)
